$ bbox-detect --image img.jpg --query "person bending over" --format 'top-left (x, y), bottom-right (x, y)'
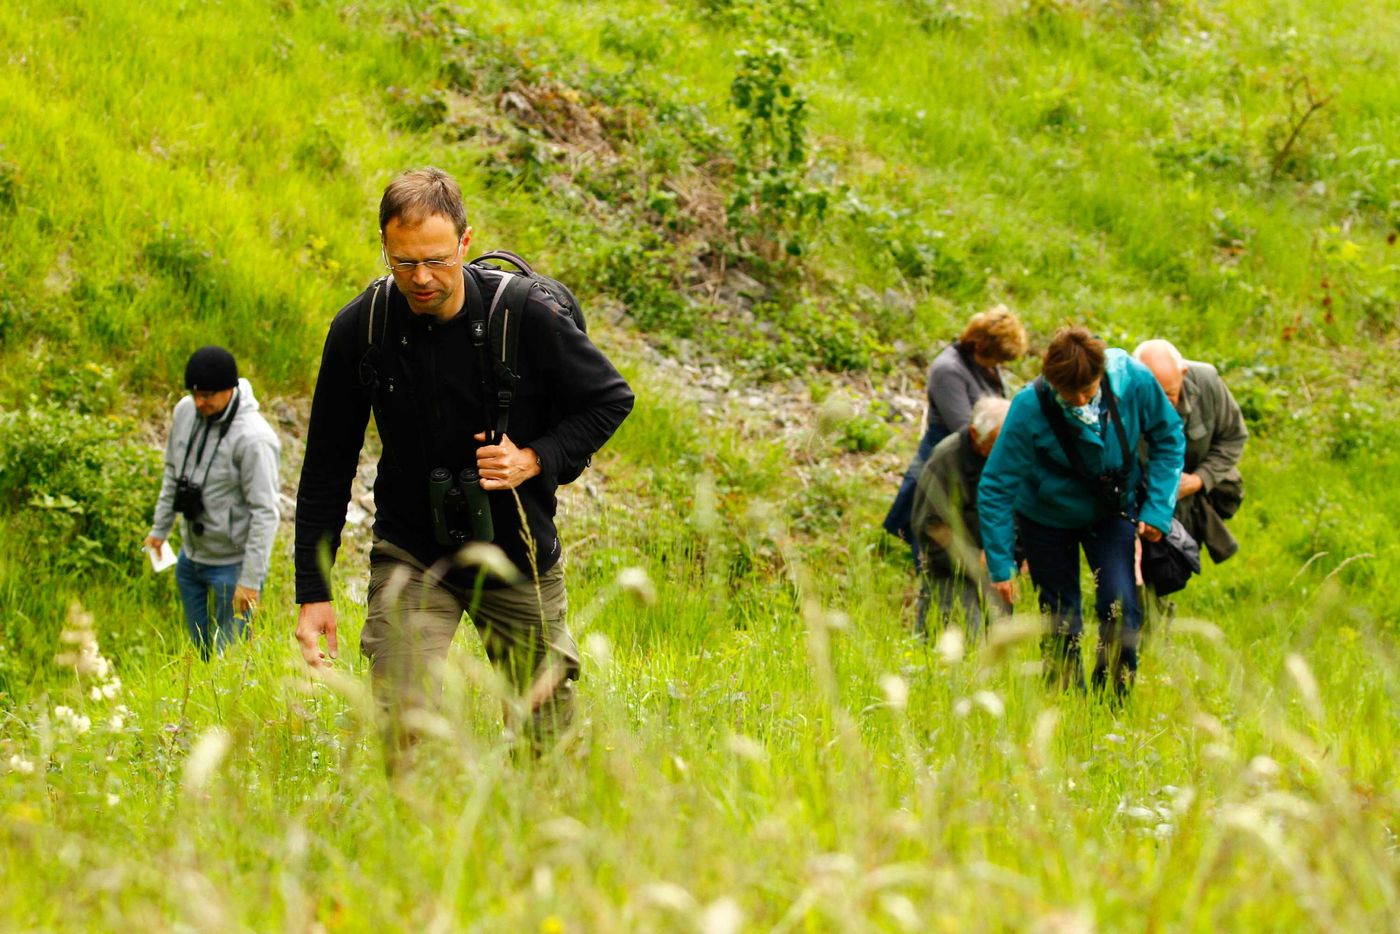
top-left (977, 327), bottom-right (1183, 698)
top-left (910, 396), bottom-right (1012, 638)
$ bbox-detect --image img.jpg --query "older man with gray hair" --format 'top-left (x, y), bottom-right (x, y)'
top-left (911, 395), bottom-right (1013, 636)
top-left (1132, 339), bottom-right (1248, 563)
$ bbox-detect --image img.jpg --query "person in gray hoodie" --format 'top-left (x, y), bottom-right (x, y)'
top-left (143, 346), bottom-right (281, 659)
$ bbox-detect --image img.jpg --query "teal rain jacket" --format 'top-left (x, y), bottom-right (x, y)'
top-left (977, 349), bottom-right (1184, 583)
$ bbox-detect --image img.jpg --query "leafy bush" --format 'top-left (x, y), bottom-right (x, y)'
top-left (0, 406), bottom-right (161, 575)
top-left (0, 154), bottom-right (17, 211)
top-left (386, 86), bottom-right (447, 131)
top-left (728, 42), bottom-right (832, 257)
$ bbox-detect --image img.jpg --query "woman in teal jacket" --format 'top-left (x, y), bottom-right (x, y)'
top-left (977, 327), bottom-right (1184, 697)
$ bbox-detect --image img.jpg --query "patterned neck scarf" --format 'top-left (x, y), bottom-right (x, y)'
top-left (1057, 386), bottom-right (1103, 428)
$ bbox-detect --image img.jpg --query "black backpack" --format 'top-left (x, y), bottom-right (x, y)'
top-left (357, 250), bottom-right (591, 476)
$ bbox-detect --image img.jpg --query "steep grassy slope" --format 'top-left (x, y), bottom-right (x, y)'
top-left (0, 0), bottom-right (1397, 929)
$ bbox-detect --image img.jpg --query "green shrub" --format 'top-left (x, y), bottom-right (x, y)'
top-left (0, 155), bottom-right (17, 211)
top-left (0, 406), bottom-right (161, 575)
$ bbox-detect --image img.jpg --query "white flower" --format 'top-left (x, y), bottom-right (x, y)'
top-left (700, 897), bottom-right (743, 934)
top-left (90, 686), bottom-right (103, 702)
top-left (936, 626), bottom-right (965, 664)
top-left (617, 567), bottom-right (657, 605)
top-left (53, 705), bottom-right (74, 722)
top-left (726, 734), bottom-right (767, 762)
top-left (972, 690), bottom-right (1005, 718)
top-left (879, 674), bottom-right (909, 710)
top-left (183, 727), bottom-right (232, 794)
top-left (583, 632), bottom-right (613, 670)
top-left (8, 755), bottom-right (35, 775)
top-left (106, 793), bottom-right (120, 806)
top-left (109, 715), bottom-right (125, 732)
top-left (72, 716), bottom-right (91, 734)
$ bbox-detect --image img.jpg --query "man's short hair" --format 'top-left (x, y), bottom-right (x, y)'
top-left (970, 396), bottom-right (1011, 438)
top-left (1132, 339), bottom-right (1185, 370)
top-left (379, 167), bottom-right (468, 236)
top-left (1042, 326), bottom-right (1106, 392)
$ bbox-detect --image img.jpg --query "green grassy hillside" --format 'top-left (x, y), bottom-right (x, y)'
top-left (1, 0), bottom-right (1397, 928)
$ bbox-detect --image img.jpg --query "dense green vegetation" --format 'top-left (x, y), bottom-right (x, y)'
top-left (1, 0), bottom-right (1396, 928)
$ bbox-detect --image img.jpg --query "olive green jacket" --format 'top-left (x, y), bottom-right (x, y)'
top-left (1175, 361), bottom-right (1247, 562)
top-left (1178, 361), bottom-right (1247, 491)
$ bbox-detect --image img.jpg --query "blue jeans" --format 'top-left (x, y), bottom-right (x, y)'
top-left (1019, 513), bottom-right (1141, 693)
top-left (175, 553), bottom-right (248, 659)
top-left (882, 421), bottom-right (950, 564)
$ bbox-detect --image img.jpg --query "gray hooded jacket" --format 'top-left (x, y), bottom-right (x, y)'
top-left (150, 378), bottom-right (281, 589)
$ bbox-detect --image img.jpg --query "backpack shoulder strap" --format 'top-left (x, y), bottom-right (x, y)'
top-left (357, 275), bottom-right (393, 390)
top-left (485, 273), bottom-right (533, 442)
top-left (1034, 377), bottom-right (1093, 480)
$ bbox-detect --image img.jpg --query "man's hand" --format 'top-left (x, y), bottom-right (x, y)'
top-left (473, 432), bottom-right (541, 491)
top-left (991, 578), bottom-right (1017, 606)
top-left (1177, 472), bottom-right (1204, 499)
top-left (296, 602), bottom-right (338, 669)
top-left (141, 534), bottom-right (165, 553)
top-left (1137, 521), bottom-right (1164, 543)
top-left (233, 585), bottom-right (259, 617)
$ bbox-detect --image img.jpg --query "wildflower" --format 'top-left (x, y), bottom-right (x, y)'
top-left (726, 734), bottom-right (766, 762)
top-left (9, 755), bottom-right (35, 775)
top-left (452, 542), bottom-right (524, 583)
top-left (109, 715), bottom-right (125, 732)
top-left (182, 727), bottom-right (232, 794)
top-left (616, 567), bottom-right (657, 605)
top-left (72, 716), bottom-right (91, 734)
top-left (1247, 755), bottom-right (1281, 782)
top-left (936, 626), bottom-right (965, 664)
top-left (1284, 654), bottom-right (1324, 720)
top-left (1030, 708), bottom-right (1061, 768)
top-left (638, 881), bottom-right (697, 913)
top-left (972, 690), bottom-right (1004, 718)
top-left (90, 686), bottom-right (103, 702)
top-left (700, 897), bottom-right (743, 934)
top-left (880, 674), bottom-right (909, 710)
top-left (582, 633), bottom-right (613, 671)
top-left (106, 793), bottom-right (120, 806)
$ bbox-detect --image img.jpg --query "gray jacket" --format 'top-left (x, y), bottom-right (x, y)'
top-left (150, 378), bottom-right (281, 589)
top-left (927, 343), bottom-right (1010, 435)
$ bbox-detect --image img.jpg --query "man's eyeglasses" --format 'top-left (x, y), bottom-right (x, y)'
top-left (382, 244), bottom-right (463, 274)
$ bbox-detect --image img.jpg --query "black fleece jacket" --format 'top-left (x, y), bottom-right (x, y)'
top-left (294, 268), bottom-right (634, 604)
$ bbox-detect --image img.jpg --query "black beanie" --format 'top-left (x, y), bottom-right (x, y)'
top-left (184, 346), bottom-right (238, 391)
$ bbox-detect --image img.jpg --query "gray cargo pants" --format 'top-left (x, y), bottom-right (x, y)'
top-left (360, 537), bottom-right (580, 753)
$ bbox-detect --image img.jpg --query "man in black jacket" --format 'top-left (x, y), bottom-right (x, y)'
top-left (294, 167), bottom-right (634, 753)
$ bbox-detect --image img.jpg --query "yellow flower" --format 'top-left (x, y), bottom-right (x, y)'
top-left (539, 916), bottom-right (564, 934)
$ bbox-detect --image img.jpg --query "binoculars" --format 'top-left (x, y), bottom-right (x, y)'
top-left (173, 476), bottom-right (206, 536)
top-left (428, 466), bottom-right (494, 547)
